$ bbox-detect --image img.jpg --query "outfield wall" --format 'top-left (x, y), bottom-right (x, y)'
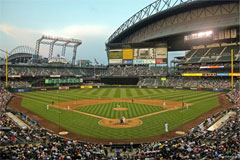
top-left (9, 85), bottom-right (230, 93)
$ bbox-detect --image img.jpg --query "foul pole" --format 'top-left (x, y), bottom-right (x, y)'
top-left (231, 49), bottom-right (234, 89)
top-left (5, 50), bottom-right (8, 87)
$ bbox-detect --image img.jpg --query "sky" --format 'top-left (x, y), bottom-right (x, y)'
top-left (0, 0), bottom-right (184, 65)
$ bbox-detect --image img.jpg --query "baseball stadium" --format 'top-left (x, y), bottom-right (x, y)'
top-left (0, 0), bottom-right (240, 159)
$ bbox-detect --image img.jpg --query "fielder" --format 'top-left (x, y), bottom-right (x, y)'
top-left (165, 122), bottom-right (168, 132)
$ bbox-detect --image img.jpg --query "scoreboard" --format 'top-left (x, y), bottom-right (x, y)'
top-left (108, 47), bottom-right (168, 65)
top-left (45, 78), bottom-right (83, 84)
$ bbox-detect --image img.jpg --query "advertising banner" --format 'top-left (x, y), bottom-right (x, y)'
top-left (9, 75), bottom-right (21, 78)
top-left (134, 48), bottom-right (155, 59)
top-left (14, 89), bottom-right (29, 92)
top-left (190, 88), bottom-right (197, 90)
top-left (156, 58), bottom-right (167, 64)
top-left (203, 73), bottom-right (216, 77)
top-left (217, 73), bottom-right (229, 76)
top-left (133, 59), bottom-right (144, 64)
top-left (109, 59), bottom-right (122, 64)
top-left (122, 49), bottom-right (133, 59)
top-left (122, 59), bottom-right (133, 65)
top-left (161, 78), bottom-right (166, 81)
top-left (50, 75), bottom-right (61, 78)
top-left (156, 48), bottom-right (167, 58)
top-left (143, 59), bottom-right (155, 64)
top-left (174, 87), bottom-right (183, 89)
top-left (182, 73), bottom-right (203, 76)
top-left (229, 73), bottom-right (240, 76)
top-left (200, 66), bottom-right (224, 69)
top-left (213, 88), bottom-right (226, 92)
top-left (109, 49), bottom-right (123, 59)
top-left (45, 78), bottom-right (81, 84)
top-left (59, 86), bottom-right (69, 90)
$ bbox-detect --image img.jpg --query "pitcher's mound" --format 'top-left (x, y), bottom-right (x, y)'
top-left (99, 119), bottom-right (142, 128)
top-left (113, 108), bottom-right (128, 111)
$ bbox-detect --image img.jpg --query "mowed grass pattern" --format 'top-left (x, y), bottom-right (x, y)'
top-left (76, 102), bottom-right (164, 118)
top-left (19, 88), bottom-right (220, 139)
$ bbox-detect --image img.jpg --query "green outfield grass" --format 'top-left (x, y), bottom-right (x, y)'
top-left (75, 102), bottom-right (164, 118)
top-left (18, 88), bottom-right (220, 140)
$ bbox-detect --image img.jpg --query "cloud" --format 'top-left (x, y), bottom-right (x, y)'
top-left (0, 24), bottom-right (114, 64)
top-left (0, 24), bottom-right (41, 47)
top-left (45, 25), bottom-right (112, 38)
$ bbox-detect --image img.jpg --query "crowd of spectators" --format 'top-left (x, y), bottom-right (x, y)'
top-left (103, 66), bottom-right (167, 77)
top-left (165, 77), bottom-right (232, 89)
top-left (0, 66), bottom-right (89, 77)
top-left (134, 106), bottom-right (240, 159)
top-left (0, 89), bottom-right (113, 159)
top-left (0, 80), bottom-right (239, 159)
top-left (138, 77), bottom-right (233, 89)
top-left (0, 132), bottom-right (111, 159)
top-left (7, 81), bottom-right (30, 88)
top-left (0, 88), bottom-right (12, 109)
top-left (227, 81), bottom-right (240, 105)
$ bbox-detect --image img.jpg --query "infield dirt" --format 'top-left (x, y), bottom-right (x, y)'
top-left (50, 98), bottom-right (189, 128)
top-left (8, 93), bottom-right (232, 144)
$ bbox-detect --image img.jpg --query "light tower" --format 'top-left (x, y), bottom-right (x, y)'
top-left (35, 35), bottom-right (82, 65)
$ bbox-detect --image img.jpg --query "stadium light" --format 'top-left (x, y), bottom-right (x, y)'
top-left (197, 30), bottom-right (213, 38)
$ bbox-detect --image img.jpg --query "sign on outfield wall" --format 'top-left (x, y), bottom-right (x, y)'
top-left (122, 49), bottom-right (133, 59)
top-left (182, 73), bottom-right (203, 76)
top-left (133, 59), bottom-right (144, 64)
top-left (217, 73), bottom-right (229, 76)
top-left (203, 73), bottom-right (216, 77)
top-left (156, 58), bottom-right (167, 64)
top-left (45, 78), bottom-right (81, 84)
top-left (109, 59), bottom-right (122, 64)
top-left (143, 59), bottom-right (155, 64)
top-left (108, 49), bottom-right (123, 59)
top-left (122, 59), bottom-right (133, 65)
top-left (156, 48), bottom-right (167, 58)
top-left (134, 48), bottom-right (155, 59)
top-left (59, 86), bottom-right (69, 90)
top-left (200, 66), bottom-right (224, 69)
top-left (229, 73), bottom-right (240, 76)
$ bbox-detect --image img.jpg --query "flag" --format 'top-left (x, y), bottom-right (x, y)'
top-left (94, 58), bottom-right (99, 65)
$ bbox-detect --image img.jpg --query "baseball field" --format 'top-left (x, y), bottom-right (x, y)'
top-left (16, 88), bottom-right (221, 143)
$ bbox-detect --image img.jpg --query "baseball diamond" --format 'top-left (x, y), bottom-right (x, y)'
top-left (1, 0), bottom-right (240, 159)
top-left (13, 88), bottom-right (223, 143)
